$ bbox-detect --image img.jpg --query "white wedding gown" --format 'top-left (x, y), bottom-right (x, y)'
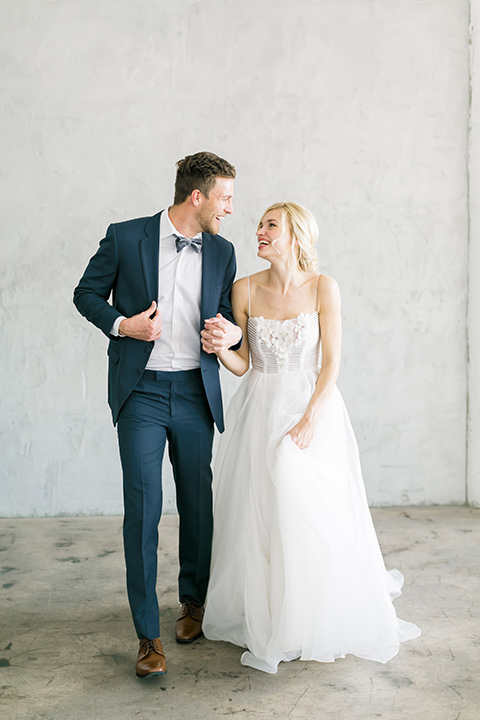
top-left (203, 309), bottom-right (421, 674)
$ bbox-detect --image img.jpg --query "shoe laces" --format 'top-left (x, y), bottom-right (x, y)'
top-left (140, 638), bottom-right (164, 657)
top-left (182, 597), bottom-right (197, 613)
top-left (180, 597), bottom-right (202, 619)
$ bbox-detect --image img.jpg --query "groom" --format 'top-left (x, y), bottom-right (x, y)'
top-left (73, 151), bottom-right (241, 678)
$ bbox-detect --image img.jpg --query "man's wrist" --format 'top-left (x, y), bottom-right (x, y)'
top-left (112, 315), bottom-right (127, 337)
top-left (118, 317), bottom-right (130, 337)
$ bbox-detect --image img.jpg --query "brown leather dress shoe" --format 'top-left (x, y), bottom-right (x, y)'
top-left (176, 599), bottom-right (205, 643)
top-left (136, 637), bottom-right (167, 678)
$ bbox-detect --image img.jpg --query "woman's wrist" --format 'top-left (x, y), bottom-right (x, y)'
top-left (304, 404), bottom-right (321, 426)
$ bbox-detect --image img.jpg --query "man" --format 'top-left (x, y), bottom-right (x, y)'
top-left (73, 152), bottom-right (241, 678)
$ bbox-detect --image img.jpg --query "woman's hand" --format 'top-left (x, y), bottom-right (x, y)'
top-left (287, 415), bottom-right (316, 449)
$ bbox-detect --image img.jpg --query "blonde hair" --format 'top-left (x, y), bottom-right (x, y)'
top-left (260, 202), bottom-right (319, 272)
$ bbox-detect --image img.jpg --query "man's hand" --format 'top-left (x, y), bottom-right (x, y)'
top-left (201, 314), bottom-right (242, 354)
top-left (119, 301), bottom-right (162, 342)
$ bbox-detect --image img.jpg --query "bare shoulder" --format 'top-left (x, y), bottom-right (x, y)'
top-left (248, 269), bottom-right (269, 288)
top-left (233, 270), bottom-right (268, 293)
top-left (231, 276), bottom-right (249, 314)
top-left (317, 274), bottom-right (341, 309)
top-left (233, 276), bottom-right (249, 292)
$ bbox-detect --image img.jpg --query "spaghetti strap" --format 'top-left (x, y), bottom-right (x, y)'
top-left (247, 275), bottom-right (251, 318)
top-left (315, 273), bottom-right (321, 310)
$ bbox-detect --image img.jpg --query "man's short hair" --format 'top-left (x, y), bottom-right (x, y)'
top-left (174, 151), bottom-right (236, 205)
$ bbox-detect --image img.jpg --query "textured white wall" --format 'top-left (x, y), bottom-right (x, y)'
top-left (468, 0), bottom-right (480, 506)
top-left (0, 0), bottom-right (470, 516)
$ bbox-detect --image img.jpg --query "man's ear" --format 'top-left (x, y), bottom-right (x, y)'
top-left (191, 189), bottom-right (202, 207)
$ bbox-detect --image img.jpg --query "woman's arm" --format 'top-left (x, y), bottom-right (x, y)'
top-left (201, 277), bottom-right (251, 376)
top-left (288, 275), bottom-right (342, 449)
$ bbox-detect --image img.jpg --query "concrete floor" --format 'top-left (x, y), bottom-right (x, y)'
top-left (0, 508), bottom-right (479, 720)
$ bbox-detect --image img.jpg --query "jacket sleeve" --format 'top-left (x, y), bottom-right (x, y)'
top-left (73, 224), bottom-right (123, 338)
top-left (218, 243), bottom-right (242, 350)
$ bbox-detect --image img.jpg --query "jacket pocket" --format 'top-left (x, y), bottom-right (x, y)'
top-left (107, 343), bottom-right (120, 364)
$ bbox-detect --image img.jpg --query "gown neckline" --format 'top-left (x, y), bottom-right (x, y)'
top-left (248, 311), bottom-right (318, 323)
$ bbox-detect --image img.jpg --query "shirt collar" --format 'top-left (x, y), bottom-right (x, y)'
top-left (161, 209), bottom-right (202, 241)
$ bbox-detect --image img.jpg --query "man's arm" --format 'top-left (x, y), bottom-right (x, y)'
top-left (202, 279), bottom-right (249, 376)
top-left (203, 244), bottom-right (242, 351)
top-left (73, 224), bottom-right (162, 342)
top-left (73, 224), bottom-right (122, 337)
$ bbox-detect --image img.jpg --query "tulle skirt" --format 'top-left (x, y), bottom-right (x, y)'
top-left (203, 368), bottom-right (421, 674)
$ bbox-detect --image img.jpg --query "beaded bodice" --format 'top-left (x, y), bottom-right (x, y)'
top-left (247, 312), bottom-right (320, 374)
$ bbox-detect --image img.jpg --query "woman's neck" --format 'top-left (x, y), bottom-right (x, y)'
top-left (266, 259), bottom-right (305, 294)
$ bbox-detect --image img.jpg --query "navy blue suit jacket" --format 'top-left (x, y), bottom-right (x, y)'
top-left (73, 211), bottom-right (238, 432)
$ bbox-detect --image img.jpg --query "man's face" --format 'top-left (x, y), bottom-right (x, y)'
top-left (196, 177), bottom-right (234, 235)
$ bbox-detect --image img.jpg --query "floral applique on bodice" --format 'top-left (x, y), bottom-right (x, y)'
top-left (247, 312), bottom-right (320, 374)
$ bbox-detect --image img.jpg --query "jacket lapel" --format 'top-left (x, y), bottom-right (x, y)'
top-left (140, 212), bottom-right (162, 302)
top-left (140, 219), bottom-right (218, 313)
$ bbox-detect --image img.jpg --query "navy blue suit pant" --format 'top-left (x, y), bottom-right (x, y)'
top-left (117, 369), bottom-right (214, 640)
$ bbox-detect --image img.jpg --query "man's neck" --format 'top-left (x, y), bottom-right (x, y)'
top-left (167, 204), bottom-right (202, 239)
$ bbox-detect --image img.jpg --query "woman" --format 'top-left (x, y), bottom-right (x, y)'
top-left (201, 202), bottom-right (420, 674)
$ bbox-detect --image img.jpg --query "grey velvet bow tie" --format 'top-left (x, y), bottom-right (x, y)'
top-left (174, 234), bottom-right (203, 253)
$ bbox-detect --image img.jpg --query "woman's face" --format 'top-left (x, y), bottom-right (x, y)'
top-left (256, 209), bottom-right (293, 259)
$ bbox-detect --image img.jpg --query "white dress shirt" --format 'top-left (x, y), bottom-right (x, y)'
top-left (111, 210), bottom-right (203, 371)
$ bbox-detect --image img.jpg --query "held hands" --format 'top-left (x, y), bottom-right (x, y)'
top-left (201, 313), bottom-right (242, 355)
top-left (119, 301), bottom-right (162, 342)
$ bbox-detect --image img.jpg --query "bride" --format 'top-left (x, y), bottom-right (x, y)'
top-left (200, 202), bottom-right (420, 674)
